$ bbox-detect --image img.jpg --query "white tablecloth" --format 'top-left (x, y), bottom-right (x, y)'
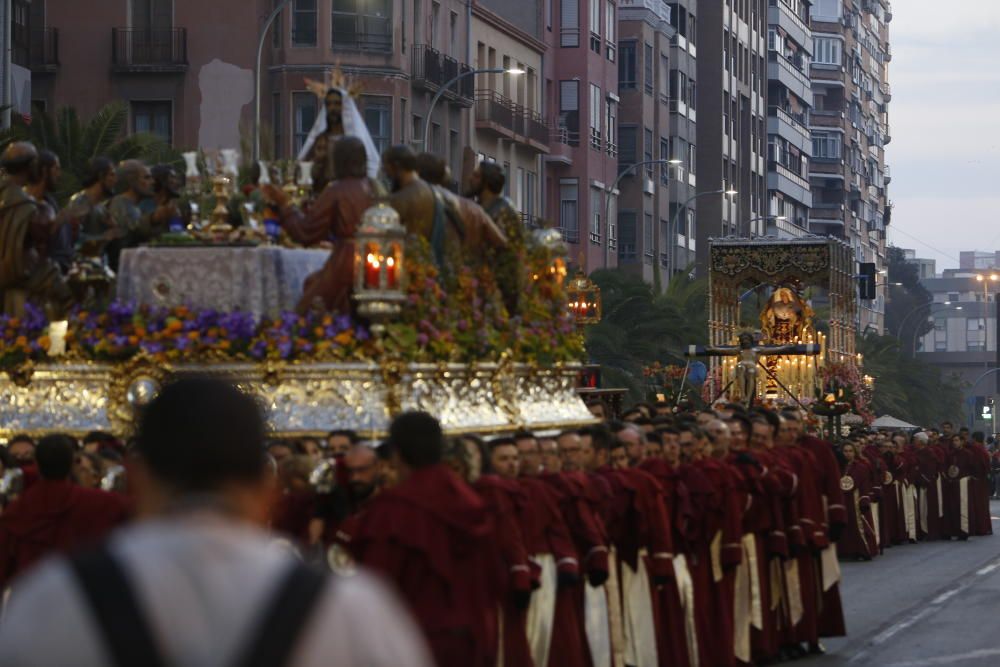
top-left (116, 246), bottom-right (329, 318)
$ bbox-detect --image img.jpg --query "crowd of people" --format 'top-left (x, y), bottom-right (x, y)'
top-left (3, 391), bottom-right (989, 667)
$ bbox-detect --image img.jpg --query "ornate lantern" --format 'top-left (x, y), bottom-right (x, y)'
top-left (353, 202), bottom-right (407, 332)
top-left (566, 271), bottom-right (602, 327)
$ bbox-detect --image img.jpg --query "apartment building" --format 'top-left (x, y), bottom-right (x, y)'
top-left (694, 0), bottom-right (769, 273)
top-left (471, 0), bottom-right (547, 226)
top-left (917, 260), bottom-right (1000, 432)
top-left (765, 0), bottom-right (813, 238)
top-left (545, 0), bottom-right (620, 272)
top-left (809, 0), bottom-right (892, 332)
top-left (616, 0), bottom-right (697, 285)
top-left (31, 0), bottom-right (473, 177)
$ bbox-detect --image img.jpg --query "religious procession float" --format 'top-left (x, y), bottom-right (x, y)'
top-left (0, 79), bottom-right (599, 440)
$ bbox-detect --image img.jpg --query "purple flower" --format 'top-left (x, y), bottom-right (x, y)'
top-left (278, 340), bottom-right (293, 358)
top-left (355, 327), bottom-right (370, 342)
top-left (334, 314), bottom-right (352, 332)
top-left (250, 340), bottom-right (268, 359)
top-left (417, 333), bottom-right (429, 346)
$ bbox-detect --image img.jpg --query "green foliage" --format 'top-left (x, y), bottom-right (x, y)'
top-left (585, 270), bottom-right (709, 402)
top-left (0, 102), bottom-right (181, 204)
top-left (885, 245), bottom-right (933, 354)
top-left (858, 331), bottom-right (966, 426)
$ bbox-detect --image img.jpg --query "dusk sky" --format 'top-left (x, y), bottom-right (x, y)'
top-left (886, 2), bottom-right (1000, 271)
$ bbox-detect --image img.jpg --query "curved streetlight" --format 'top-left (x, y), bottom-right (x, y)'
top-left (420, 67), bottom-right (525, 151)
top-left (894, 299), bottom-right (936, 339)
top-left (254, 0), bottom-right (294, 162)
top-left (667, 187), bottom-right (737, 275)
top-left (911, 303), bottom-right (962, 356)
top-left (601, 158), bottom-right (681, 267)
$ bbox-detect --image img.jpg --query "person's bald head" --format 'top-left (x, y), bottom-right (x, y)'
top-left (119, 160), bottom-right (154, 198)
top-left (344, 444), bottom-right (379, 499)
top-left (2, 142), bottom-right (38, 180)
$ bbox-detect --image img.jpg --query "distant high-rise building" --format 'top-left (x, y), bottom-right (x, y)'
top-left (809, 0), bottom-right (892, 332)
top-left (695, 0), bottom-right (769, 273)
top-left (766, 0), bottom-right (813, 238)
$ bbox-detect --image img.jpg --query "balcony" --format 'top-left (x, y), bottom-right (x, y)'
top-left (768, 52), bottom-right (811, 101)
top-left (768, 106), bottom-right (810, 149)
top-left (29, 28), bottom-right (59, 73)
top-left (112, 28), bottom-right (187, 73)
top-left (767, 0), bottom-right (810, 51)
top-left (474, 90), bottom-right (550, 153)
top-left (411, 45), bottom-right (474, 107)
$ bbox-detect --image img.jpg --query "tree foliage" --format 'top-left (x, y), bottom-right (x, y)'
top-left (585, 270), bottom-right (708, 401)
top-left (885, 246), bottom-right (933, 355)
top-left (0, 102), bottom-right (180, 204)
top-left (858, 331), bottom-right (965, 426)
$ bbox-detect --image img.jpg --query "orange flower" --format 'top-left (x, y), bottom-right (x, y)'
top-left (165, 319), bottom-right (183, 333)
top-left (135, 327), bottom-right (147, 338)
top-left (333, 331), bottom-right (354, 346)
top-left (128, 336), bottom-right (139, 346)
top-left (187, 331), bottom-right (200, 341)
top-left (219, 340), bottom-right (231, 351)
top-left (8, 318), bottom-right (19, 328)
top-left (314, 327), bottom-right (325, 338)
top-left (14, 336), bottom-right (27, 347)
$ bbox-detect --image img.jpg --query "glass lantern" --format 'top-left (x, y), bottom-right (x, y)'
top-left (353, 202), bottom-right (407, 331)
top-left (566, 271), bottom-right (602, 327)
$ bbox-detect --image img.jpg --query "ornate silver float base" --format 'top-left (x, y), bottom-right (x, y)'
top-left (0, 360), bottom-right (594, 439)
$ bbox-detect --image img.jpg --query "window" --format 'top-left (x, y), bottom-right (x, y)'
top-left (525, 171), bottom-right (536, 221)
top-left (659, 138), bottom-right (669, 184)
top-left (619, 41), bottom-right (637, 90)
top-left (967, 318), bottom-right (987, 352)
top-left (589, 0), bottom-right (600, 52)
top-left (362, 95), bottom-right (392, 155)
top-left (606, 100), bottom-right (617, 156)
top-left (332, 0), bottom-right (392, 52)
top-left (643, 128), bottom-right (653, 176)
top-left (131, 0), bottom-right (173, 31)
top-left (813, 37), bottom-right (842, 65)
top-left (273, 0), bottom-right (284, 47)
top-left (605, 1), bottom-right (615, 60)
top-left (292, 92), bottom-right (317, 155)
top-left (449, 11), bottom-right (458, 56)
top-left (619, 211), bottom-right (636, 261)
top-left (589, 83), bottom-right (602, 150)
top-left (559, 179), bottom-right (580, 242)
top-left (687, 142), bottom-right (696, 175)
top-left (272, 92), bottom-right (282, 158)
top-left (619, 126), bottom-right (637, 166)
top-left (292, 0), bottom-right (317, 46)
top-left (413, 0), bottom-right (422, 44)
top-left (559, 80), bottom-right (580, 145)
top-left (643, 212), bottom-right (654, 260)
top-left (561, 0), bottom-right (580, 47)
top-left (812, 131), bottom-right (841, 159)
top-left (644, 42), bottom-right (654, 95)
top-left (590, 187), bottom-right (602, 242)
top-left (516, 167), bottom-right (526, 212)
top-left (948, 293), bottom-right (960, 302)
top-left (131, 101), bottom-right (172, 145)
top-left (811, 0), bottom-right (842, 21)
top-left (431, 2), bottom-right (440, 47)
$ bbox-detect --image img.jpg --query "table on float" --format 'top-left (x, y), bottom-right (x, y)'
top-left (116, 246), bottom-right (329, 318)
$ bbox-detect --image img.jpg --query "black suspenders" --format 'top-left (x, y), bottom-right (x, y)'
top-left (69, 545), bottom-right (329, 667)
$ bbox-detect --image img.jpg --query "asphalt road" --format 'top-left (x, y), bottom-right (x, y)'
top-left (800, 500), bottom-right (1000, 666)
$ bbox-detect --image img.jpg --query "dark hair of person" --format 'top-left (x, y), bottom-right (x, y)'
top-left (645, 431), bottom-right (662, 444)
top-left (326, 429), bottom-right (359, 444)
top-left (28, 149), bottom-right (59, 184)
top-left (332, 136), bottom-right (368, 180)
top-left (727, 413), bottom-right (753, 436)
top-left (780, 409), bottom-right (801, 422)
top-left (631, 417), bottom-right (652, 427)
top-left (7, 434), bottom-right (35, 448)
top-left (512, 430), bottom-right (536, 442)
top-left (676, 423), bottom-right (704, 440)
top-left (81, 157), bottom-right (115, 188)
top-left (607, 419), bottom-right (627, 434)
top-left (478, 161), bottom-right (505, 194)
top-left (36, 434), bottom-right (77, 480)
top-left (588, 424), bottom-right (615, 452)
top-left (83, 431), bottom-right (115, 445)
top-left (651, 416), bottom-right (674, 427)
top-left (0, 447), bottom-right (10, 469)
top-left (375, 441), bottom-right (394, 461)
top-left (388, 411), bottom-right (444, 468)
top-left (972, 431), bottom-right (985, 444)
top-left (136, 377), bottom-right (267, 493)
top-left (415, 152), bottom-right (447, 185)
top-left (489, 436), bottom-right (516, 451)
top-left (382, 144), bottom-right (417, 172)
top-left (940, 421), bottom-right (953, 428)
top-left (656, 426), bottom-right (680, 437)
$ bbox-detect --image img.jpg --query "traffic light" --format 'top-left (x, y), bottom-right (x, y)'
top-left (859, 263), bottom-right (877, 300)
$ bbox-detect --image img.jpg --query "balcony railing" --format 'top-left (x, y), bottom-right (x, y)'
top-left (112, 28), bottom-right (187, 72)
top-left (411, 45), bottom-right (474, 105)
top-left (769, 51), bottom-right (810, 92)
top-left (29, 28), bottom-right (59, 72)
top-left (768, 0), bottom-right (810, 38)
top-left (474, 90), bottom-right (550, 151)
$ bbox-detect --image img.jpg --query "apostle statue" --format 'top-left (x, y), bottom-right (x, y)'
top-left (0, 142), bottom-right (72, 317)
top-left (263, 137), bottom-right (377, 314)
top-left (297, 86), bottom-right (381, 183)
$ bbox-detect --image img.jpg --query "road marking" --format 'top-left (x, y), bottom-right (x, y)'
top-left (848, 554), bottom-right (1000, 664)
top-left (881, 648), bottom-right (1000, 666)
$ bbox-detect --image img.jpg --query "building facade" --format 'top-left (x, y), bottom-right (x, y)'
top-left (471, 0), bottom-right (548, 226)
top-left (694, 0), bottom-right (768, 273)
top-left (808, 0), bottom-right (892, 332)
top-left (765, 0), bottom-right (812, 238)
top-left (545, 0), bottom-right (620, 273)
top-left (917, 262), bottom-right (1000, 433)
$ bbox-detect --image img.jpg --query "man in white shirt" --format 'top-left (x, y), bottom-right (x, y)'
top-left (0, 377), bottom-right (433, 667)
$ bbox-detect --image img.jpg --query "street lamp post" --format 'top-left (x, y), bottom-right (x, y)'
top-left (911, 303), bottom-right (962, 356)
top-left (253, 0), bottom-right (294, 162)
top-left (420, 67), bottom-right (524, 152)
top-left (741, 215), bottom-right (786, 238)
top-left (667, 187), bottom-right (737, 277)
top-left (602, 158), bottom-right (680, 268)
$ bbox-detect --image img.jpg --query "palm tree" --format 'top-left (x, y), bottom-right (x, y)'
top-left (0, 102), bottom-right (180, 203)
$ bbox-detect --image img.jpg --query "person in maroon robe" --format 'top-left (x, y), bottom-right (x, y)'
top-left (269, 455), bottom-right (319, 552)
top-left (942, 434), bottom-right (977, 541)
top-left (837, 442), bottom-right (877, 560)
top-left (969, 433), bottom-right (992, 536)
top-left (914, 431), bottom-right (945, 541)
top-left (0, 434), bottom-right (130, 588)
top-left (341, 412), bottom-right (503, 667)
top-left (264, 136), bottom-right (376, 314)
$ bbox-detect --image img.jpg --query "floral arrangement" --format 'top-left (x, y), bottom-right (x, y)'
top-left (815, 361), bottom-right (874, 424)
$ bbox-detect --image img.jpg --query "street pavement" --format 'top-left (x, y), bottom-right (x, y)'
top-left (801, 500), bottom-right (1000, 666)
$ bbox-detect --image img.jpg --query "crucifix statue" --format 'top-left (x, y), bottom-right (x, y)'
top-left (686, 331), bottom-right (821, 407)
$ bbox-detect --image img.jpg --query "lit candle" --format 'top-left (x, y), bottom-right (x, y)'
top-left (365, 252), bottom-right (381, 288)
top-left (386, 254), bottom-right (398, 288)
